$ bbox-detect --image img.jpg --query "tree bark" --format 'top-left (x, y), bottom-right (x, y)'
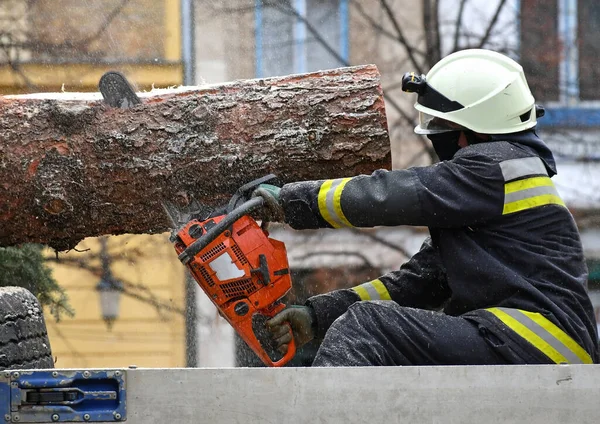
top-left (0, 65), bottom-right (390, 249)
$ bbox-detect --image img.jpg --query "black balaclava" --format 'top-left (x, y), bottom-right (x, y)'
top-left (427, 131), bottom-right (461, 161)
top-left (427, 130), bottom-right (485, 161)
top-left (427, 129), bottom-right (557, 178)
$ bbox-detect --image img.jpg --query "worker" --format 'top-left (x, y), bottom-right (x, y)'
top-left (253, 49), bottom-right (599, 366)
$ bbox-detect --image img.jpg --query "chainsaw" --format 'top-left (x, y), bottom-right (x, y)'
top-left (163, 175), bottom-right (296, 367)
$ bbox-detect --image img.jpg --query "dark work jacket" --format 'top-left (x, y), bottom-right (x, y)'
top-left (279, 130), bottom-right (599, 363)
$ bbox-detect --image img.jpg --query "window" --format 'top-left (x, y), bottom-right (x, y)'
top-left (255, 0), bottom-right (349, 78)
top-left (521, 0), bottom-right (600, 127)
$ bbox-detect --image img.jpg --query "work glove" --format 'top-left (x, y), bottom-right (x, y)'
top-left (266, 305), bottom-right (316, 355)
top-left (252, 183), bottom-right (285, 223)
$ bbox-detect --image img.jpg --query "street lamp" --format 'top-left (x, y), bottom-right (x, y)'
top-left (96, 237), bottom-right (123, 330)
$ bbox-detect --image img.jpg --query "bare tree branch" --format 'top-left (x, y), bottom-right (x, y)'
top-left (0, 32), bottom-right (38, 90)
top-left (350, 0), bottom-right (424, 57)
top-left (477, 0), bottom-right (508, 48)
top-left (432, 0), bottom-right (442, 61)
top-left (79, 0), bottom-right (132, 46)
top-left (378, 0), bottom-right (424, 74)
top-left (266, 0), bottom-right (350, 67)
top-left (294, 251), bottom-right (375, 268)
top-left (380, 93), bottom-right (420, 132)
top-left (0, 0), bottom-right (133, 65)
top-left (422, 0), bottom-right (442, 66)
top-left (453, 0), bottom-right (469, 52)
top-left (381, 93), bottom-right (437, 163)
top-left (349, 228), bottom-right (413, 259)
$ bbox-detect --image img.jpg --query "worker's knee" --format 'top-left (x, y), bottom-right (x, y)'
top-left (330, 301), bottom-right (425, 345)
top-left (316, 301), bottom-right (412, 366)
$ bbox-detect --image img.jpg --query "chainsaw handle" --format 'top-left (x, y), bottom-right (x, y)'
top-left (234, 303), bottom-right (297, 367)
top-left (272, 325), bottom-right (296, 367)
top-left (178, 196), bottom-right (264, 264)
top-left (227, 174), bottom-right (280, 212)
top-left (261, 303), bottom-right (296, 367)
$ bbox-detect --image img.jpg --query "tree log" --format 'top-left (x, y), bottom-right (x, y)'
top-left (0, 65), bottom-right (390, 249)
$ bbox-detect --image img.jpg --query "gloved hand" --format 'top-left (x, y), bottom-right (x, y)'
top-left (266, 305), bottom-right (316, 355)
top-left (252, 183), bottom-right (285, 222)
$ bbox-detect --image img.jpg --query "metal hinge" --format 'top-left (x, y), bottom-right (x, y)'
top-left (0, 370), bottom-right (126, 423)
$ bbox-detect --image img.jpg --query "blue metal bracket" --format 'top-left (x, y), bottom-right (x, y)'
top-left (0, 369), bottom-right (126, 423)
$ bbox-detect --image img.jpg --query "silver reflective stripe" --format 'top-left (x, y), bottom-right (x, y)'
top-left (361, 282), bottom-right (382, 300)
top-left (495, 308), bottom-right (584, 364)
top-left (499, 157), bottom-right (547, 181)
top-left (325, 179), bottom-right (347, 228)
top-left (504, 184), bottom-right (560, 204)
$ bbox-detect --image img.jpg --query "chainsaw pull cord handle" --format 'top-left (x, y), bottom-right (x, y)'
top-left (178, 196), bottom-right (265, 264)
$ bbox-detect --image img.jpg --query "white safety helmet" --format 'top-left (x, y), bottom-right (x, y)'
top-left (402, 49), bottom-right (539, 135)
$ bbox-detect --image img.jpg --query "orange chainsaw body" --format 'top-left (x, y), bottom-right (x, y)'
top-left (173, 213), bottom-right (296, 367)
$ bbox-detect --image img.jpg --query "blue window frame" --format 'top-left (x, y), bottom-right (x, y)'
top-left (521, 0), bottom-right (600, 128)
top-left (255, 0), bottom-right (349, 78)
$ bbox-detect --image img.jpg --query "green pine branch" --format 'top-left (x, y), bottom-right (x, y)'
top-left (0, 244), bottom-right (74, 321)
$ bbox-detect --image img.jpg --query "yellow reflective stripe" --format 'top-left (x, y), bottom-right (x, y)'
top-left (521, 310), bottom-right (593, 364)
top-left (317, 178), bottom-right (353, 228)
top-left (371, 279), bottom-right (392, 300)
top-left (503, 176), bottom-right (566, 215)
top-left (487, 308), bottom-right (569, 364)
top-left (505, 176), bottom-right (553, 194)
top-left (487, 308), bottom-right (593, 364)
top-left (318, 180), bottom-right (337, 227)
top-left (499, 159), bottom-right (568, 214)
top-left (332, 178), bottom-right (353, 228)
top-left (352, 285), bottom-right (371, 301)
top-left (503, 194), bottom-right (566, 215)
top-left (351, 279), bottom-right (392, 301)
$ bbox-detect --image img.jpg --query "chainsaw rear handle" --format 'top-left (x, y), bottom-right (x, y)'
top-left (178, 196), bottom-right (265, 264)
top-left (261, 323), bottom-right (296, 367)
top-left (237, 302), bottom-right (296, 367)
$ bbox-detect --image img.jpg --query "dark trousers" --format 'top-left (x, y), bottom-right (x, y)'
top-left (312, 301), bottom-right (539, 366)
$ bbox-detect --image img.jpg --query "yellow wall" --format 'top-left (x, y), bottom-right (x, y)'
top-left (0, 0), bottom-right (183, 94)
top-left (46, 234), bottom-right (187, 369)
